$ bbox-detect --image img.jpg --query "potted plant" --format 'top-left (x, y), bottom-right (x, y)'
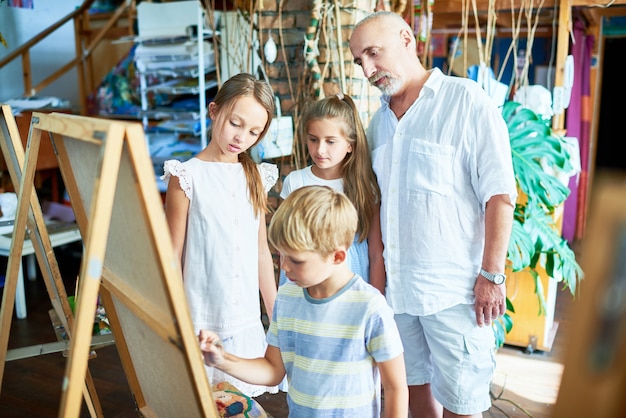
top-left (493, 100), bottom-right (584, 349)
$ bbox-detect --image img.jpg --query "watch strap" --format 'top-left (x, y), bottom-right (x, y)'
top-left (480, 268), bottom-right (506, 284)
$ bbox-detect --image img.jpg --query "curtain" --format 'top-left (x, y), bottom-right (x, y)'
top-left (562, 19), bottom-right (593, 243)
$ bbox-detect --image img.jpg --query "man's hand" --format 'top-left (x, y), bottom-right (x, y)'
top-left (473, 275), bottom-right (506, 326)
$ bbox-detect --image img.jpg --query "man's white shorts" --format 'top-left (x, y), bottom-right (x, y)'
top-left (395, 303), bottom-right (496, 415)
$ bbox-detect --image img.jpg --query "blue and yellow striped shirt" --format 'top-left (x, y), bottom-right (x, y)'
top-left (267, 275), bottom-right (404, 417)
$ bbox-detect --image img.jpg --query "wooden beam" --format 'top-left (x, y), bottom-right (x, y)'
top-left (552, 0), bottom-right (571, 132)
top-left (433, 10), bottom-right (557, 30)
top-left (434, 0), bottom-right (626, 13)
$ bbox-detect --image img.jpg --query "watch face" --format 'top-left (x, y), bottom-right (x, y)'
top-left (481, 269), bottom-right (506, 285)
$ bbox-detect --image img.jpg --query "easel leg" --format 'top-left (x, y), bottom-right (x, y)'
top-left (83, 372), bottom-right (104, 417)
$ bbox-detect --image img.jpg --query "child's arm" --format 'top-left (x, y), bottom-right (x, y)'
top-left (368, 203), bottom-right (386, 295)
top-left (199, 330), bottom-right (286, 386)
top-left (378, 354), bottom-right (408, 418)
top-left (164, 177), bottom-right (190, 271)
top-left (258, 220), bottom-right (277, 320)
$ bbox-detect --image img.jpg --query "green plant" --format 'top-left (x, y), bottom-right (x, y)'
top-left (492, 101), bottom-right (584, 348)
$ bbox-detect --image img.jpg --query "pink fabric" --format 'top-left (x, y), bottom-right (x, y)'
top-left (562, 19), bottom-right (593, 242)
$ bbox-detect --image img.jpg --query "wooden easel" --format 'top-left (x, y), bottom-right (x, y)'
top-left (21, 111), bottom-right (217, 418)
top-left (0, 105), bottom-right (105, 416)
top-left (552, 172), bottom-right (626, 417)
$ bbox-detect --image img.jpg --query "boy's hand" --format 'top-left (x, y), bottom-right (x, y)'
top-left (198, 330), bottom-right (225, 367)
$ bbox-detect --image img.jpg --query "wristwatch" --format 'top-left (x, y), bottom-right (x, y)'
top-left (480, 268), bottom-right (506, 285)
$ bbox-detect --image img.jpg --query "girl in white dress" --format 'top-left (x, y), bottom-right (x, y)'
top-left (162, 73), bottom-right (280, 397)
top-left (279, 93), bottom-right (386, 294)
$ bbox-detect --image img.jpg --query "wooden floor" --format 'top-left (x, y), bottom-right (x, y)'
top-left (0, 242), bottom-right (571, 417)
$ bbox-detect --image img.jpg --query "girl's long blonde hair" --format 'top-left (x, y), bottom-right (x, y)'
top-left (301, 94), bottom-right (381, 242)
top-left (209, 73), bottom-right (276, 215)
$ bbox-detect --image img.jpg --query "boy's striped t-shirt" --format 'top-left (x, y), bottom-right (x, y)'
top-left (267, 275), bottom-right (403, 417)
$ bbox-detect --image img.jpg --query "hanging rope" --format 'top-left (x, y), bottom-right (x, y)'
top-left (470, 0), bottom-right (485, 66)
top-left (484, 0), bottom-right (496, 69)
top-left (496, 0), bottom-right (522, 84)
top-left (277, 0), bottom-right (295, 103)
top-left (462, 0), bottom-right (469, 75)
top-left (334, 0), bottom-right (347, 93)
top-left (200, 0), bottom-right (221, 85)
top-left (305, 0), bottom-right (324, 98)
top-left (412, 0), bottom-right (434, 67)
top-left (493, 0), bottom-right (545, 94)
top-left (519, 0), bottom-right (547, 90)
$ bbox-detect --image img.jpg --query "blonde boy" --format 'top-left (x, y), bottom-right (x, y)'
top-left (199, 185), bottom-right (407, 417)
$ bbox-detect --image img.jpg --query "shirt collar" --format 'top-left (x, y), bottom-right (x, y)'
top-left (424, 67), bottom-right (444, 97)
top-left (379, 66), bottom-right (445, 112)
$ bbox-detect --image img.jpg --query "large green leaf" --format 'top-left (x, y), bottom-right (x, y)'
top-left (507, 219), bottom-right (535, 271)
top-left (531, 269), bottom-right (547, 316)
top-left (521, 207), bottom-right (563, 253)
top-left (545, 239), bottom-right (583, 296)
top-left (493, 307), bottom-right (515, 349)
top-left (499, 100), bottom-right (585, 345)
top-left (504, 101), bottom-right (573, 211)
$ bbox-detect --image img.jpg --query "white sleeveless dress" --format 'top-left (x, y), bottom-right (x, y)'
top-left (162, 158), bottom-right (281, 397)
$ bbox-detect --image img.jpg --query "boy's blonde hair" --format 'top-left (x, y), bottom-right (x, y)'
top-left (268, 186), bottom-right (357, 258)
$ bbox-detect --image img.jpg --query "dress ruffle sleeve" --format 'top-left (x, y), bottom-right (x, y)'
top-left (258, 162), bottom-right (278, 193)
top-left (161, 159), bottom-right (192, 200)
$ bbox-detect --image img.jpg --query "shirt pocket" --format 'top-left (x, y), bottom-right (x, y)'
top-left (407, 139), bottom-right (454, 196)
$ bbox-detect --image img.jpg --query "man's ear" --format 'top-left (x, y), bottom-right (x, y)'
top-left (400, 27), bottom-right (414, 49)
top-left (332, 248), bottom-right (347, 264)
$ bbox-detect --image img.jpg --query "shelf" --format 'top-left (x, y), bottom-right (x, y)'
top-left (136, 0), bottom-right (213, 148)
top-left (152, 118), bottom-right (210, 136)
top-left (134, 42), bottom-right (215, 73)
top-left (136, 63), bottom-right (215, 78)
top-left (144, 76), bottom-right (218, 95)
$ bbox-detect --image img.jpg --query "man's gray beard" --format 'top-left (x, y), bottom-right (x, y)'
top-left (375, 77), bottom-right (402, 96)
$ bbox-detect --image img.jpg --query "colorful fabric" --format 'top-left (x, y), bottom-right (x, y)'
top-left (88, 44), bottom-right (142, 117)
top-left (563, 19), bottom-right (594, 242)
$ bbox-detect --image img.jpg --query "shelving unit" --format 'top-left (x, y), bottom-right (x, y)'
top-left (134, 1), bottom-right (218, 149)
